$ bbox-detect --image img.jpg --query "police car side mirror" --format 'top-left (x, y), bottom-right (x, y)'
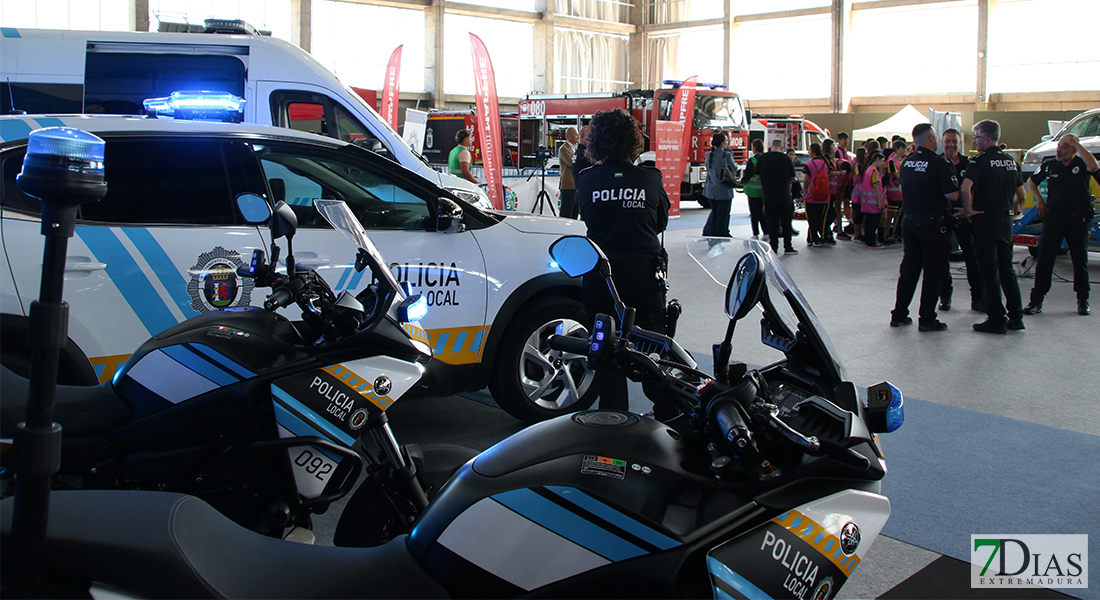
top-left (271, 200), bottom-right (298, 241)
top-left (437, 197), bottom-right (464, 233)
top-left (236, 193), bottom-right (271, 224)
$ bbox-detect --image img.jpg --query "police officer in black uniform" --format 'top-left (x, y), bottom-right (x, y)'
top-left (962, 119), bottom-right (1027, 334)
top-left (891, 123), bottom-right (959, 331)
top-left (939, 128), bottom-right (984, 313)
top-left (576, 108), bottom-right (671, 410)
top-left (1023, 134), bottom-right (1099, 316)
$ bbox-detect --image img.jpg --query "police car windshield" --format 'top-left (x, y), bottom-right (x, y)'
top-left (685, 237), bottom-right (847, 381)
top-left (315, 199), bottom-right (405, 299)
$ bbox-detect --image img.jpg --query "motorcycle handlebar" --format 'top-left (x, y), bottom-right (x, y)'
top-left (264, 286), bottom-right (294, 311)
top-left (714, 404), bottom-right (753, 450)
top-left (548, 334), bottom-right (591, 356)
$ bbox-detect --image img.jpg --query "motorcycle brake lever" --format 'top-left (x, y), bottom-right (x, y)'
top-left (753, 403), bottom-right (820, 453)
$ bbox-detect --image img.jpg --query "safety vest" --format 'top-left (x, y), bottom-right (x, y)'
top-left (743, 155), bottom-right (763, 198)
top-left (449, 145), bottom-right (467, 177)
top-left (885, 156), bottom-right (902, 202)
top-left (858, 166), bottom-right (885, 213)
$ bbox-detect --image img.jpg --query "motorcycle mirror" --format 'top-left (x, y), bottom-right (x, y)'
top-left (437, 197), bottom-right (464, 233)
top-left (549, 235), bottom-right (605, 278)
top-left (726, 251), bottom-right (766, 321)
top-left (270, 200), bottom-right (298, 241)
top-left (235, 193), bottom-right (271, 224)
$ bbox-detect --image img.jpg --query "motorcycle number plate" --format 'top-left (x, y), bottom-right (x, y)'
top-left (283, 438), bottom-right (342, 500)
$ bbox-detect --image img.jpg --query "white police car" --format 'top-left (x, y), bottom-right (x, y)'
top-left (1, 112), bottom-right (592, 422)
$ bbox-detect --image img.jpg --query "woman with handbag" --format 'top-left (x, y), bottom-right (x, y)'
top-left (702, 131), bottom-right (737, 237)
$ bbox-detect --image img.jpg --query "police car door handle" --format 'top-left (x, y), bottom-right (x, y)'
top-left (294, 252), bottom-right (331, 267)
top-left (64, 257), bottom-right (108, 272)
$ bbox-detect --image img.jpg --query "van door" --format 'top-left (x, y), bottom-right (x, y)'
top-left (1, 135), bottom-right (267, 382)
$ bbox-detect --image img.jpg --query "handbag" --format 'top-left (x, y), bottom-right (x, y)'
top-left (712, 150), bottom-right (737, 187)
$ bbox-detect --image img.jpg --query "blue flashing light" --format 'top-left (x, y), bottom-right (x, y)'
top-left (398, 294), bottom-right (429, 323)
top-left (143, 91), bottom-right (246, 122)
top-left (662, 80), bottom-right (728, 90)
top-left (549, 260), bottom-right (559, 270)
top-left (24, 127), bottom-right (105, 176)
top-left (885, 382), bottom-right (904, 433)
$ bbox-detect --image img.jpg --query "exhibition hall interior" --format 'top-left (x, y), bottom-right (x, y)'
top-left (0, 0), bottom-right (1097, 598)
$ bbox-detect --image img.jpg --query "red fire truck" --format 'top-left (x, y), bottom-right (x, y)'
top-left (518, 81), bottom-right (751, 204)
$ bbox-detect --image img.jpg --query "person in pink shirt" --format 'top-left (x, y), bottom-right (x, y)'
top-left (859, 152), bottom-right (887, 247)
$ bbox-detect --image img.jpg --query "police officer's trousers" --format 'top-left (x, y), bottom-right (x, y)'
top-left (1029, 211), bottom-right (1092, 304)
top-left (893, 215), bottom-right (951, 324)
top-left (940, 217), bottom-right (983, 306)
top-left (973, 234), bottom-right (1024, 322)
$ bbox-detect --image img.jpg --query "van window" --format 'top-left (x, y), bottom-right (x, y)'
top-left (84, 53), bottom-right (246, 115)
top-left (252, 142), bottom-right (431, 230)
top-left (270, 90), bottom-right (392, 158)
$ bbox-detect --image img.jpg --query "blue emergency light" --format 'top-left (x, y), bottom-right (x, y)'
top-left (143, 91), bottom-right (246, 123)
top-left (398, 294), bottom-right (429, 323)
top-left (662, 80), bottom-right (728, 90)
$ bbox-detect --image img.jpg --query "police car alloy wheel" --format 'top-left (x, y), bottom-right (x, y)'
top-left (489, 297), bottom-right (597, 422)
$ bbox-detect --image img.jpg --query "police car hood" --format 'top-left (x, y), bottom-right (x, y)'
top-left (498, 212), bottom-right (588, 235)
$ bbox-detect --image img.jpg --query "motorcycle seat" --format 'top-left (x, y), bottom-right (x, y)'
top-left (0, 490), bottom-right (451, 599)
top-left (0, 365), bottom-right (132, 439)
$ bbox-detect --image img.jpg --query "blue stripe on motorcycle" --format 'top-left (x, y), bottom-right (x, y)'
top-left (272, 404), bottom-right (342, 462)
top-left (492, 488), bottom-right (647, 562)
top-left (77, 227), bottom-right (179, 336)
top-left (272, 385), bottom-right (355, 447)
top-left (545, 486), bottom-right (679, 551)
top-left (706, 556), bottom-right (773, 600)
top-left (123, 228), bottom-right (195, 318)
top-left (160, 345), bottom-right (239, 387)
top-left (189, 344), bottom-right (255, 379)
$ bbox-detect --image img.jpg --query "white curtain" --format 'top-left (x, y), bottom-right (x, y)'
top-left (555, 0), bottom-right (630, 24)
top-left (554, 29), bottom-right (628, 93)
top-left (644, 0), bottom-right (689, 26)
top-left (646, 35), bottom-right (679, 88)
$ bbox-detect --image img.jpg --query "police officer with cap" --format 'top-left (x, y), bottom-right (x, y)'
top-left (576, 108), bottom-right (670, 410)
top-left (961, 119), bottom-right (1027, 333)
top-left (1022, 134), bottom-right (1098, 316)
top-left (891, 123), bottom-right (959, 331)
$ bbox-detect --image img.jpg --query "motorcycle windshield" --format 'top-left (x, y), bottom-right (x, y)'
top-left (686, 237), bottom-right (848, 382)
top-left (315, 199), bottom-right (405, 300)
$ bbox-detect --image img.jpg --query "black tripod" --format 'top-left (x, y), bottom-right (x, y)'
top-left (526, 146), bottom-right (556, 216)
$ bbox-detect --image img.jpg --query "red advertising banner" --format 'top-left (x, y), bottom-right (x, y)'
top-left (655, 120), bottom-right (685, 218)
top-left (469, 34), bottom-right (504, 210)
top-left (671, 75), bottom-right (698, 204)
top-left (381, 45), bottom-right (403, 131)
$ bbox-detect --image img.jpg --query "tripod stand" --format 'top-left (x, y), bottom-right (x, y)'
top-left (525, 147), bottom-right (556, 216)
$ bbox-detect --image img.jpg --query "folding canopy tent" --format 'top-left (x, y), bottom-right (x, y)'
top-left (853, 104), bottom-right (929, 141)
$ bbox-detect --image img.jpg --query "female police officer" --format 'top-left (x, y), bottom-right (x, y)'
top-left (576, 108), bottom-right (671, 410)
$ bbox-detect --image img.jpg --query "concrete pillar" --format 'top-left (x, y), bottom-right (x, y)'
top-left (291, 0), bottom-right (311, 52)
top-left (831, 0), bottom-right (852, 113)
top-left (533, 0), bottom-right (555, 93)
top-left (131, 0), bottom-right (149, 31)
top-left (976, 0), bottom-right (989, 110)
top-left (722, 0), bottom-right (731, 88)
top-left (426, 0), bottom-right (446, 107)
top-left (627, 1), bottom-right (645, 88)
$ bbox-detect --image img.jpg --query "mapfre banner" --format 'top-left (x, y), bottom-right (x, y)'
top-left (469, 34), bottom-right (504, 210)
top-left (655, 120), bottom-right (685, 218)
top-left (672, 75), bottom-right (698, 211)
top-left (381, 45), bottom-right (403, 131)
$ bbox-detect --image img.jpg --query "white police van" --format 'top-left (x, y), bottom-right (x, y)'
top-left (0, 22), bottom-right (490, 209)
top-left (0, 111), bottom-right (593, 422)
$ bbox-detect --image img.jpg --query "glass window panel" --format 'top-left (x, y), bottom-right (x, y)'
top-left (848, 3), bottom-right (977, 97)
top-left (444, 14), bottom-right (534, 97)
top-left (988, 0), bottom-right (1100, 93)
top-left (731, 0), bottom-right (828, 17)
top-left (645, 0), bottom-right (721, 25)
top-left (554, 28), bottom-right (629, 93)
top-left (149, 0), bottom-right (291, 41)
top-left (310, 2), bottom-right (426, 93)
top-left (464, 0), bottom-right (537, 10)
top-left (649, 27), bottom-right (725, 86)
top-left (1, 0), bottom-right (128, 30)
top-left (729, 16), bottom-right (830, 99)
top-left (556, 0), bottom-right (631, 24)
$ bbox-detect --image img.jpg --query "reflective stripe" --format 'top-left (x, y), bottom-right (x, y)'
top-left (546, 486), bottom-right (679, 551)
top-left (0, 119), bottom-right (33, 142)
top-left (272, 385), bottom-right (356, 446)
top-left (123, 228), bottom-right (195, 317)
top-left (1, 27), bottom-right (21, 38)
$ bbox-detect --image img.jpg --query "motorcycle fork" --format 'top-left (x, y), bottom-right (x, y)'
top-left (365, 414), bottom-right (430, 513)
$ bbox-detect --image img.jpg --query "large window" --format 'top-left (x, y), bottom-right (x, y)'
top-left (645, 0), bottom-right (721, 26)
top-left (444, 14), bottom-right (534, 97)
top-left (554, 29), bottom-right (628, 93)
top-left (0, 0), bottom-right (128, 30)
top-left (988, 0), bottom-right (1100, 93)
top-left (557, 0), bottom-right (631, 24)
top-left (730, 0), bottom-right (828, 17)
top-left (729, 16), bottom-right (830, 100)
top-left (148, 0), bottom-right (291, 41)
top-left (848, 2), bottom-right (977, 97)
top-left (311, 2), bottom-right (426, 93)
top-left (647, 27), bottom-right (725, 88)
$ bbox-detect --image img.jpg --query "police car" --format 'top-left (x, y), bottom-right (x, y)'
top-left (0, 111), bottom-right (593, 422)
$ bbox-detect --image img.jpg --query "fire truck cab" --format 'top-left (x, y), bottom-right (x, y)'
top-left (750, 114), bottom-right (831, 171)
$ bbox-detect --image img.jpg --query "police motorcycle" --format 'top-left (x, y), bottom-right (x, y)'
top-left (1, 231), bottom-right (904, 599)
top-left (0, 174), bottom-right (476, 543)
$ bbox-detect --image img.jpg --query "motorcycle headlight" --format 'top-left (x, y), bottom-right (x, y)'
top-left (447, 187), bottom-right (492, 210)
top-left (1022, 151), bottom-right (1043, 165)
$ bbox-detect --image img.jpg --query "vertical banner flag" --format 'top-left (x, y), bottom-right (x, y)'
top-left (469, 33), bottom-right (505, 210)
top-left (655, 120), bottom-right (685, 218)
top-left (381, 45), bottom-right (403, 131)
top-left (672, 76), bottom-right (698, 206)
top-left (403, 108), bottom-right (428, 154)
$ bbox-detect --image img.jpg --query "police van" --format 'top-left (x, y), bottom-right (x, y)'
top-left (0, 112), bottom-right (592, 422)
top-left (0, 22), bottom-right (491, 209)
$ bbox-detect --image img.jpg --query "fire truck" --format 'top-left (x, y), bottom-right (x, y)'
top-left (518, 81), bottom-right (751, 205)
top-left (750, 114), bottom-right (831, 171)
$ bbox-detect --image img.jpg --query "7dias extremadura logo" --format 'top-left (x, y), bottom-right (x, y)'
top-left (971, 535), bottom-right (1087, 588)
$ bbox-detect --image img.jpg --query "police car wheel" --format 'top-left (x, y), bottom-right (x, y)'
top-left (489, 297), bottom-right (597, 423)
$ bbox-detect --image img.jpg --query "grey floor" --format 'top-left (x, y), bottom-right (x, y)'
top-left (318, 193), bottom-right (1098, 599)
